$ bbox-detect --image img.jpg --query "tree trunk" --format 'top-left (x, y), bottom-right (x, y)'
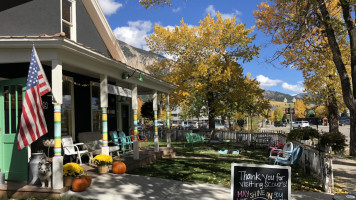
top-left (350, 113), bottom-right (356, 156)
top-left (207, 92), bottom-right (215, 138)
top-left (328, 91), bottom-right (339, 133)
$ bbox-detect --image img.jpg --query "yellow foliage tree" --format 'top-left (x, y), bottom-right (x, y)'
top-left (254, 0), bottom-right (356, 155)
top-left (294, 99), bottom-right (306, 118)
top-left (315, 106), bottom-right (327, 118)
top-left (274, 107), bottom-right (284, 122)
top-left (146, 13), bottom-right (261, 130)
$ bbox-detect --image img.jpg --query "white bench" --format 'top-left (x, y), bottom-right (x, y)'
top-left (78, 132), bottom-right (120, 163)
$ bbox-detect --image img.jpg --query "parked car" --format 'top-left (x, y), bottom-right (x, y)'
top-left (206, 123), bottom-right (227, 130)
top-left (339, 119), bottom-right (350, 126)
top-left (182, 121), bottom-right (198, 128)
top-left (292, 121), bottom-right (310, 128)
top-left (274, 121), bottom-right (286, 127)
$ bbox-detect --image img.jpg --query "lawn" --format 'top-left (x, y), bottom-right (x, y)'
top-left (131, 140), bottom-right (346, 193)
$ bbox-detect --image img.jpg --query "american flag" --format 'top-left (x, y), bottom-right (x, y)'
top-left (17, 46), bottom-right (51, 150)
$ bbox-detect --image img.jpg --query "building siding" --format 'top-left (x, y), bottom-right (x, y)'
top-left (0, 0), bottom-right (61, 36)
top-left (76, 0), bottom-right (111, 57)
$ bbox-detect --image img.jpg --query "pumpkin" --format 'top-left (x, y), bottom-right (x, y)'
top-left (112, 161), bottom-right (126, 174)
top-left (80, 175), bottom-right (92, 187)
top-left (72, 177), bottom-right (88, 192)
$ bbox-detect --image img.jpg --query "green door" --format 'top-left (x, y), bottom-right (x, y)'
top-left (0, 78), bottom-right (28, 181)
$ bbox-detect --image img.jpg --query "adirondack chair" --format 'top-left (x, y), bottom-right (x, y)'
top-left (130, 130), bottom-right (149, 149)
top-left (274, 145), bottom-right (303, 165)
top-left (109, 131), bottom-right (133, 154)
top-left (269, 142), bottom-right (293, 164)
top-left (62, 136), bottom-right (89, 165)
top-left (268, 139), bottom-right (284, 152)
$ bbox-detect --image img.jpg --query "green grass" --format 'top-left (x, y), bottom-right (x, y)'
top-left (129, 140), bottom-right (342, 192)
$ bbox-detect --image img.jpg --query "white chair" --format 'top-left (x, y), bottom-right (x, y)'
top-left (269, 142), bottom-right (294, 164)
top-left (61, 136), bottom-right (89, 165)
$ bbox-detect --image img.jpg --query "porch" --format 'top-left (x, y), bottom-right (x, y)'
top-left (0, 146), bottom-right (175, 199)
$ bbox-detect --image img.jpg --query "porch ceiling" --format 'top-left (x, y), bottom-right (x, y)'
top-left (0, 37), bottom-right (176, 94)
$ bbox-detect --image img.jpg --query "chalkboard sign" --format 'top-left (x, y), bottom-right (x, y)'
top-left (231, 163), bottom-right (291, 200)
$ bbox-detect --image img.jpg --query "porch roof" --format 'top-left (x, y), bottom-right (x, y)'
top-left (0, 36), bottom-right (176, 94)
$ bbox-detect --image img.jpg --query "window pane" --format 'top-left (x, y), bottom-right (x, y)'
top-left (91, 85), bottom-right (101, 132)
top-left (62, 0), bottom-right (71, 22)
top-left (62, 79), bottom-right (73, 136)
top-left (62, 22), bottom-right (71, 39)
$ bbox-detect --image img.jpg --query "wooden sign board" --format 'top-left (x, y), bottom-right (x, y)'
top-left (231, 163), bottom-right (291, 200)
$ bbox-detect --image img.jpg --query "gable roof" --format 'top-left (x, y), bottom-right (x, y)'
top-left (82, 0), bottom-right (127, 63)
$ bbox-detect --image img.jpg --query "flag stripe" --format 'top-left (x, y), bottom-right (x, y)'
top-left (17, 46), bottom-right (51, 150)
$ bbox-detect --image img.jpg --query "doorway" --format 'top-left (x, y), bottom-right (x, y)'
top-left (0, 78), bottom-right (28, 181)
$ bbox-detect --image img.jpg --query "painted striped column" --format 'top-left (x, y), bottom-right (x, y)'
top-left (102, 107), bottom-right (108, 147)
top-left (133, 109), bottom-right (138, 135)
top-left (54, 104), bottom-right (62, 156)
top-left (154, 110), bottom-right (158, 136)
top-left (166, 111), bottom-right (170, 129)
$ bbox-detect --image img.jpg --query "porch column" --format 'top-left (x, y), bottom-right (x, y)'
top-left (100, 75), bottom-right (109, 155)
top-left (153, 90), bottom-right (159, 152)
top-left (166, 94), bottom-right (171, 148)
top-left (131, 84), bottom-right (139, 160)
top-left (52, 59), bottom-right (63, 190)
top-left (131, 84), bottom-right (138, 136)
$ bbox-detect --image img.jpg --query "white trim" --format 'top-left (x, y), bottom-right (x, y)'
top-left (71, 0), bottom-right (77, 42)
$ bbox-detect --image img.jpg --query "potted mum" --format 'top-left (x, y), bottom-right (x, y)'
top-left (92, 154), bottom-right (113, 174)
top-left (63, 163), bottom-right (84, 187)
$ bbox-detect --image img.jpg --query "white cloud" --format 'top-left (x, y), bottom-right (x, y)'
top-left (282, 82), bottom-right (305, 93)
top-left (256, 75), bottom-right (283, 88)
top-left (205, 5), bottom-right (242, 22)
top-left (98, 0), bottom-right (123, 16)
top-left (113, 20), bottom-right (153, 50)
top-left (172, 7), bottom-right (181, 13)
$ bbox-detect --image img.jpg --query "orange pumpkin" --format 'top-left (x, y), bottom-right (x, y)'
top-left (112, 161), bottom-right (126, 174)
top-left (80, 175), bottom-right (92, 187)
top-left (72, 177), bottom-right (88, 192)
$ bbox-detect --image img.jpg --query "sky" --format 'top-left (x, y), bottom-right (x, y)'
top-left (98, 0), bottom-right (305, 96)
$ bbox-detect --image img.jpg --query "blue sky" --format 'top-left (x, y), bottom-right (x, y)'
top-left (98, 0), bottom-right (305, 95)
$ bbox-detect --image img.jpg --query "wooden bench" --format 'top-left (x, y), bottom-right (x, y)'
top-left (184, 132), bottom-right (206, 147)
top-left (78, 132), bottom-right (120, 163)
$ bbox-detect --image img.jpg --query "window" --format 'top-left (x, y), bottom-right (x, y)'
top-left (61, 0), bottom-right (76, 41)
top-left (62, 77), bottom-right (75, 138)
top-left (91, 82), bottom-right (101, 132)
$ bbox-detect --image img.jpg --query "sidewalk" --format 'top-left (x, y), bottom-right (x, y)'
top-left (61, 173), bottom-right (334, 200)
top-left (333, 157), bottom-right (356, 192)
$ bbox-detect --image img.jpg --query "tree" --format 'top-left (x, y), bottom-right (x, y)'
top-left (294, 99), bottom-right (306, 118)
top-left (315, 105), bottom-right (328, 118)
top-left (139, 0), bottom-right (172, 8)
top-left (146, 13), bottom-right (260, 132)
top-left (254, 0), bottom-right (356, 156)
top-left (274, 107), bottom-right (284, 122)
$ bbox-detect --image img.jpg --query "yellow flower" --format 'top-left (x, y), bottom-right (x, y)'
top-left (93, 154), bottom-right (113, 166)
top-left (63, 163), bottom-right (84, 177)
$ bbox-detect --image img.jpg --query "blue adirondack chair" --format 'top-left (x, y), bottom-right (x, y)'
top-left (109, 131), bottom-right (133, 154)
top-left (274, 145), bottom-right (303, 165)
top-left (118, 131), bottom-right (133, 154)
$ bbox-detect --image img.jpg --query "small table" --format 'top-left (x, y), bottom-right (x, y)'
top-left (42, 139), bottom-right (54, 158)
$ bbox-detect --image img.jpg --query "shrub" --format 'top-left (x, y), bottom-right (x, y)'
top-left (319, 131), bottom-right (347, 153)
top-left (287, 127), bottom-right (320, 141)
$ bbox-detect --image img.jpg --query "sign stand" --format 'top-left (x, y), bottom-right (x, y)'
top-left (231, 163), bottom-right (291, 200)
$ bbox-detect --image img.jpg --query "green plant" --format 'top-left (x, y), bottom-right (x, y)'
top-left (92, 154), bottom-right (113, 166)
top-left (319, 132), bottom-right (347, 153)
top-left (287, 127), bottom-right (320, 141)
top-left (63, 163), bottom-right (84, 177)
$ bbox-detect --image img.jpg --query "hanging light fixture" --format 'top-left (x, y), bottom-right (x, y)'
top-left (138, 73), bottom-right (143, 82)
